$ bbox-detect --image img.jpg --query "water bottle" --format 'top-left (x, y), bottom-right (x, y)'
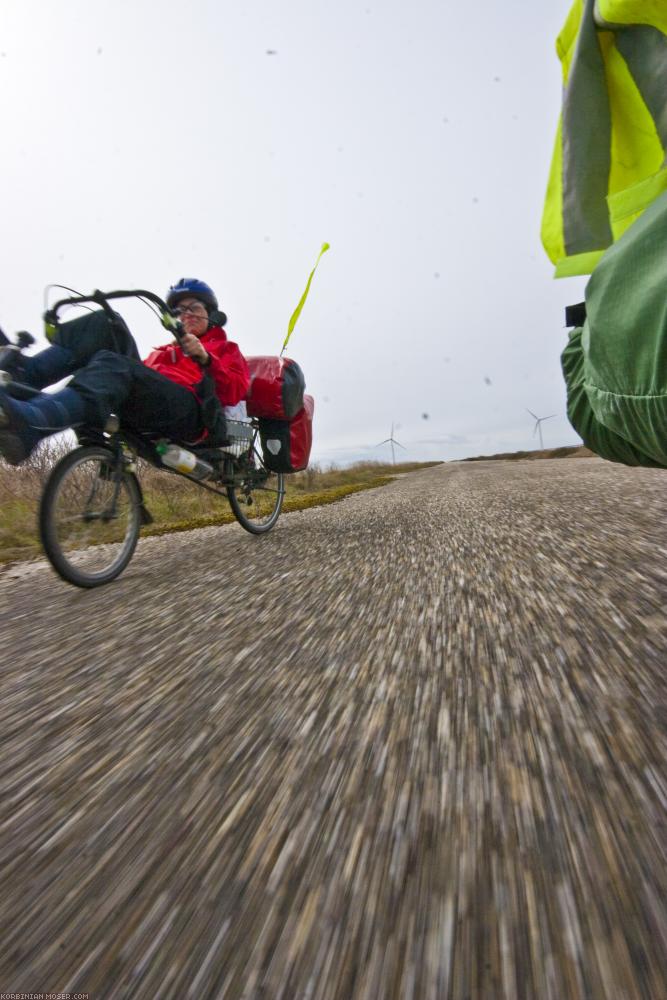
top-left (157, 443), bottom-right (213, 481)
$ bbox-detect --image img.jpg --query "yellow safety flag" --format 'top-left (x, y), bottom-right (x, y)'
top-left (281, 242), bottom-right (330, 355)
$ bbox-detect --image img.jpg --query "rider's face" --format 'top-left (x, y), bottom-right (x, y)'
top-left (175, 298), bottom-right (209, 338)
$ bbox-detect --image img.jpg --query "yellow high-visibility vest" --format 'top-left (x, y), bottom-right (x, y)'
top-left (542, 0), bottom-right (667, 277)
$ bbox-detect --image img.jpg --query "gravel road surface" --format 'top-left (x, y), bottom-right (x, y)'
top-left (0, 457), bottom-right (666, 999)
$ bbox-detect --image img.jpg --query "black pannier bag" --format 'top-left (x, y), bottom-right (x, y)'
top-left (258, 395), bottom-right (314, 473)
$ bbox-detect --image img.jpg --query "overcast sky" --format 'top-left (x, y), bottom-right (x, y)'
top-left (0, 0), bottom-right (587, 465)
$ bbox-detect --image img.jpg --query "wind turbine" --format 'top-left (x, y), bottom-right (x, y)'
top-left (526, 409), bottom-right (556, 450)
top-left (376, 422), bottom-right (406, 465)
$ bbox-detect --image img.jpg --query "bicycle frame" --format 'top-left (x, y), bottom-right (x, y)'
top-left (75, 417), bottom-right (272, 502)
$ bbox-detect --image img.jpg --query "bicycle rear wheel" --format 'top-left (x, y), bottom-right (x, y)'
top-left (39, 445), bottom-right (142, 587)
top-left (227, 447), bottom-right (285, 534)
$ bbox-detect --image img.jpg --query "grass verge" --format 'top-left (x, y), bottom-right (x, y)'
top-left (135, 477), bottom-right (396, 541)
top-left (461, 445), bottom-right (595, 462)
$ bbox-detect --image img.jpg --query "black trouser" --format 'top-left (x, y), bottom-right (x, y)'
top-left (51, 309), bottom-right (142, 366)
top-left (52, 311), bottom-right (204, 440)
top-left (70, 352), bottom-right (203, 440)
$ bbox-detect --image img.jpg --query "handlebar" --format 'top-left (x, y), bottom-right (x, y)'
top-left (3, 287), bottom-right (217, 381)
top-left (44, 288), bottom-right (181, 339)
top-left (42, 287), bottom-right (222, 372)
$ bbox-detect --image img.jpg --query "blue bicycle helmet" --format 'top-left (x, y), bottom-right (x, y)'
top-left (166, 278), bottom-right (219, 313)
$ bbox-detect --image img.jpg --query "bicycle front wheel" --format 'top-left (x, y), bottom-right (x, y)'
top-left (39, 445), bottom-right (142, 588)
top-left (227, 451), bottom-right (285, 535)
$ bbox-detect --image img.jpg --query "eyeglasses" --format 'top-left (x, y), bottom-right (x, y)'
top-left (173, 303), bottom-right (206, 317)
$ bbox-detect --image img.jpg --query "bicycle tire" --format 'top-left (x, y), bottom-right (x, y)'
top-left (39, 445), bottom-right (142, 588)
top-left (227, 448), bottom-right (285, 535)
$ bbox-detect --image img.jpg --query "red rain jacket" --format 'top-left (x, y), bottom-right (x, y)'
top-left (143, 326), bottom-right (250, 406)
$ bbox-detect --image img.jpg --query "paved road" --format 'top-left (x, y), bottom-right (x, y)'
top-left (1, 458), bottom-right (666, 999)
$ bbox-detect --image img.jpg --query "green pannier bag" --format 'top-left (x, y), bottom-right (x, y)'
top-left (562, 190), bottom-right (667, 468)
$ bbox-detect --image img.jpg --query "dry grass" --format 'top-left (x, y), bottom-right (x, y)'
top-left (0, 436), bottom-right (74, 560)
top-left (0, 440), bottom-right (440, 564)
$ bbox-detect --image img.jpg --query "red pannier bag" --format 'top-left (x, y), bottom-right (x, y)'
top-left (259, 395), bottom-right (314, 473)
top-left (245, 356), bottom-right (305, 420)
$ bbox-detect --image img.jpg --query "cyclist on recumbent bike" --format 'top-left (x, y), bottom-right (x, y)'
top-left (0, 278), bottom-right (249, 466)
